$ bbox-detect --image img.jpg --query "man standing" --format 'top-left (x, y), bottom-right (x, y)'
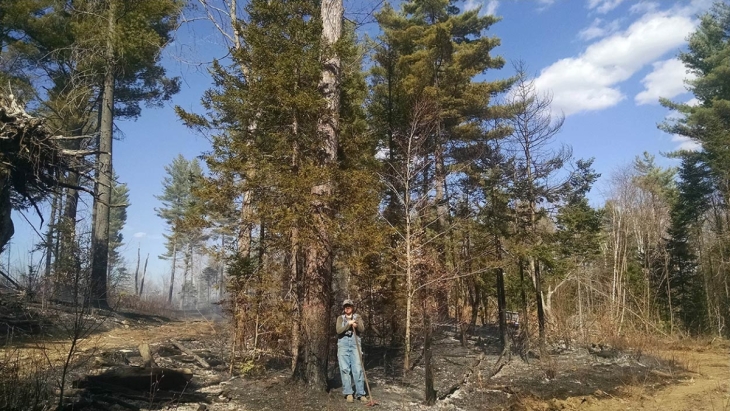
top-left (335, 299), bottom-right (368, 403)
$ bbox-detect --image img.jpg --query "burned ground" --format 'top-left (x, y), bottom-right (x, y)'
top-left (0, 294), bottom-right (726, 411)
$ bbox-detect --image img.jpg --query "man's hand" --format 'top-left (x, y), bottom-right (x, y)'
top-left (348, 320), bottom-right (357, 327)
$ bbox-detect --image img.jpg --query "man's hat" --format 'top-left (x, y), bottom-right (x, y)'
top-left (342, 299), bottom-right (355, 307)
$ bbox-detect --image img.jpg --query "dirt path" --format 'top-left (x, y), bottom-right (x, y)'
top-left (90, 320), bottom-right (220, 350)
top-left (585, 346), bottom-right (728, 411)
top-left (1, 317), bottom-right (222, 373)
top-left (518, 342), bottom-right (730, 411)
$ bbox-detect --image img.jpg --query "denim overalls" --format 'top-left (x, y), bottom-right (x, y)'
top-left (337, 314), bottom-right (366, 398)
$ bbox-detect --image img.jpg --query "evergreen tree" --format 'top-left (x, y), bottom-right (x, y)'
top-left (0, 0), bottom-right (54, 100)
top-left (462, 139), bottom-right (515, 350)
top-left (372, 0), bottom-right (512, 325)
top-left (550, 159), bottom-right (603, 324)
top-left (506, 64), bottom-right (568, 346)
top-left (84, 0), bottom-right (182, 308)
top-left (156, 155), bottom-right (204, 304)
top-left (665, 152), bottom-right (713, 332)
top-left (660, 1), bottom-right (730, 334)
top-left (178, 0), bottom-right (377, 386)
top-left (661, 2), bottom-right (730, 205)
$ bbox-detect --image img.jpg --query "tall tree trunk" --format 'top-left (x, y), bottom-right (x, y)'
top-left (44, 191), bottom-right (60, 279)
top-left (134, 245), bottom-right (141, 296)
top-left (423, 298), bottom-right (436, 405)
top-left (219, 235), bottom-right (225, 299)
top-left (433, 124), bottom-right (450, 321)
top-left (59, 131), bottom-right (83, 252)
top-left (0, 180), bottom-right (14, 256)
top-left (294, 0), bottom-right (342, 389)
top-left (139, 253), bottom-right (148, 297)
top-left (182, 247), bottom-right (190, 308)
top-left (58, 141), bottom-right (81, 278)
top-left (290, 226), bottom-right (302, 373)
top-left (190, 242), bottom-right (195, 287)
top-left (535, 260), bottom-right (546, 346)
top-left (495, 236), bottom-right (508, 350)
top-left (238, 189), bottom-right (253, 260)
top-left (404, 210), bottom-right (413, 370)
top-left (90, 2), bottom-right (116, 309)
top-left (519, 258), bottom-right (530, 353)
top-left (467, 277), bottom-right (480, 328)
top-left (168, 238), bottom-right (177, 303)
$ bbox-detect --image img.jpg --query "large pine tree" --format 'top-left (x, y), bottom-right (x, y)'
top-left (661, 1), bottom-right (730, 334)
top-left (178, 0), bottom-right (375, 387)
top-left (156, 155), bottom-right (204, 304)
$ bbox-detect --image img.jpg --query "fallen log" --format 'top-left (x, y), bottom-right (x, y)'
top-left (171, 339), bottom-right (211, 369)
top-left (79, 379), bottom-right (209, 404)
top-left (438, 353), bottom-right (486, 401)
top-left (77, 366), bottom-right (193, 392)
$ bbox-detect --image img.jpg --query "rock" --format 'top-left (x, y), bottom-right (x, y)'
top-left (158, 344), bottom-right (184, 357)
top-left (94, 351), bottom-right (130, 367)
top-left (138, 343), bottom-right (157, 367)
top-left (588, 343), bottom-right (619, 358)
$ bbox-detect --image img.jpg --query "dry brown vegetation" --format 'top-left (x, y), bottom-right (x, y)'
top-left (0, 287), bottom-right (727, 411)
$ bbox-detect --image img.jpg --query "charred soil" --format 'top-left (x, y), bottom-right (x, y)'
top-left (1, 298), bottom-right (727, 411)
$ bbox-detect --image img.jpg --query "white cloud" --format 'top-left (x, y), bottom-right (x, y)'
top-left (535, 0), bottom-right (555, 11)
top-left (485, 0), bottom-right (499, 15)
top-left (671, 135), bottom-right (702, 151)
top-left (629, 2), bottom-right (659, 14)
top-left (588, 0), bottom-right (627, 14)
top-left (464, 0), bottom-right (479, 11)
top-left (133, 232), bottom-right (147, 238)
top-left (578, 18), bottom-right (622, 40)
top-left (464, 0), bottom-right (499, 16)
top-left (535, 8), bottom-right (697, 116)
top-left (635, 58), bottom-right (695, 105)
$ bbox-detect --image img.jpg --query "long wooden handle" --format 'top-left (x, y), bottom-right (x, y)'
top-left (354, 330), bottom-right (374, 402)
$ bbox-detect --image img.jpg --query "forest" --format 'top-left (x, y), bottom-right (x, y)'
top-left (1, 0), bottom-right (729, 409)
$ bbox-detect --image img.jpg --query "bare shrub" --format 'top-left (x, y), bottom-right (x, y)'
top-left (0, 340), bottom-right (53, 410)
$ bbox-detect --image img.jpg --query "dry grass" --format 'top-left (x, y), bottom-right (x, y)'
top-left (111, 292), bottom-right (177, 318)
top-left (0, 336), bottom-right (54, 411)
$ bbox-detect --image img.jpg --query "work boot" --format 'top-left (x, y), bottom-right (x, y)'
top-left (359, 396), bottom-right (369, 403)
top-left (346, 394), bottom-right (354, 403)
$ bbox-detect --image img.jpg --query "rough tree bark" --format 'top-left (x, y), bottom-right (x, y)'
top-left (168, 238), bottom-right (177, 303)
top-left (134, 245), bottom-right (141, 296)
top-left (433, 124), bottom-right (450, 322)
top-left (295, 0), bottom-right (342, 389)
top-left (90, 2), bottom-right (116, 309)
top-left (44, 192), bottom-right (60, 279)
top-left (495, 237), bottom-right (509, 350)
top-left (0, 181), bottom-right (12, 255)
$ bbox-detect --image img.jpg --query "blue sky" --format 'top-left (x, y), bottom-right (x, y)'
top-left (5, 0), bottom-right (711, 288)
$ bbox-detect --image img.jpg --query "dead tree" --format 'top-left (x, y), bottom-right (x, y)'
top-left (0, 93), bottom-right (94, 257)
